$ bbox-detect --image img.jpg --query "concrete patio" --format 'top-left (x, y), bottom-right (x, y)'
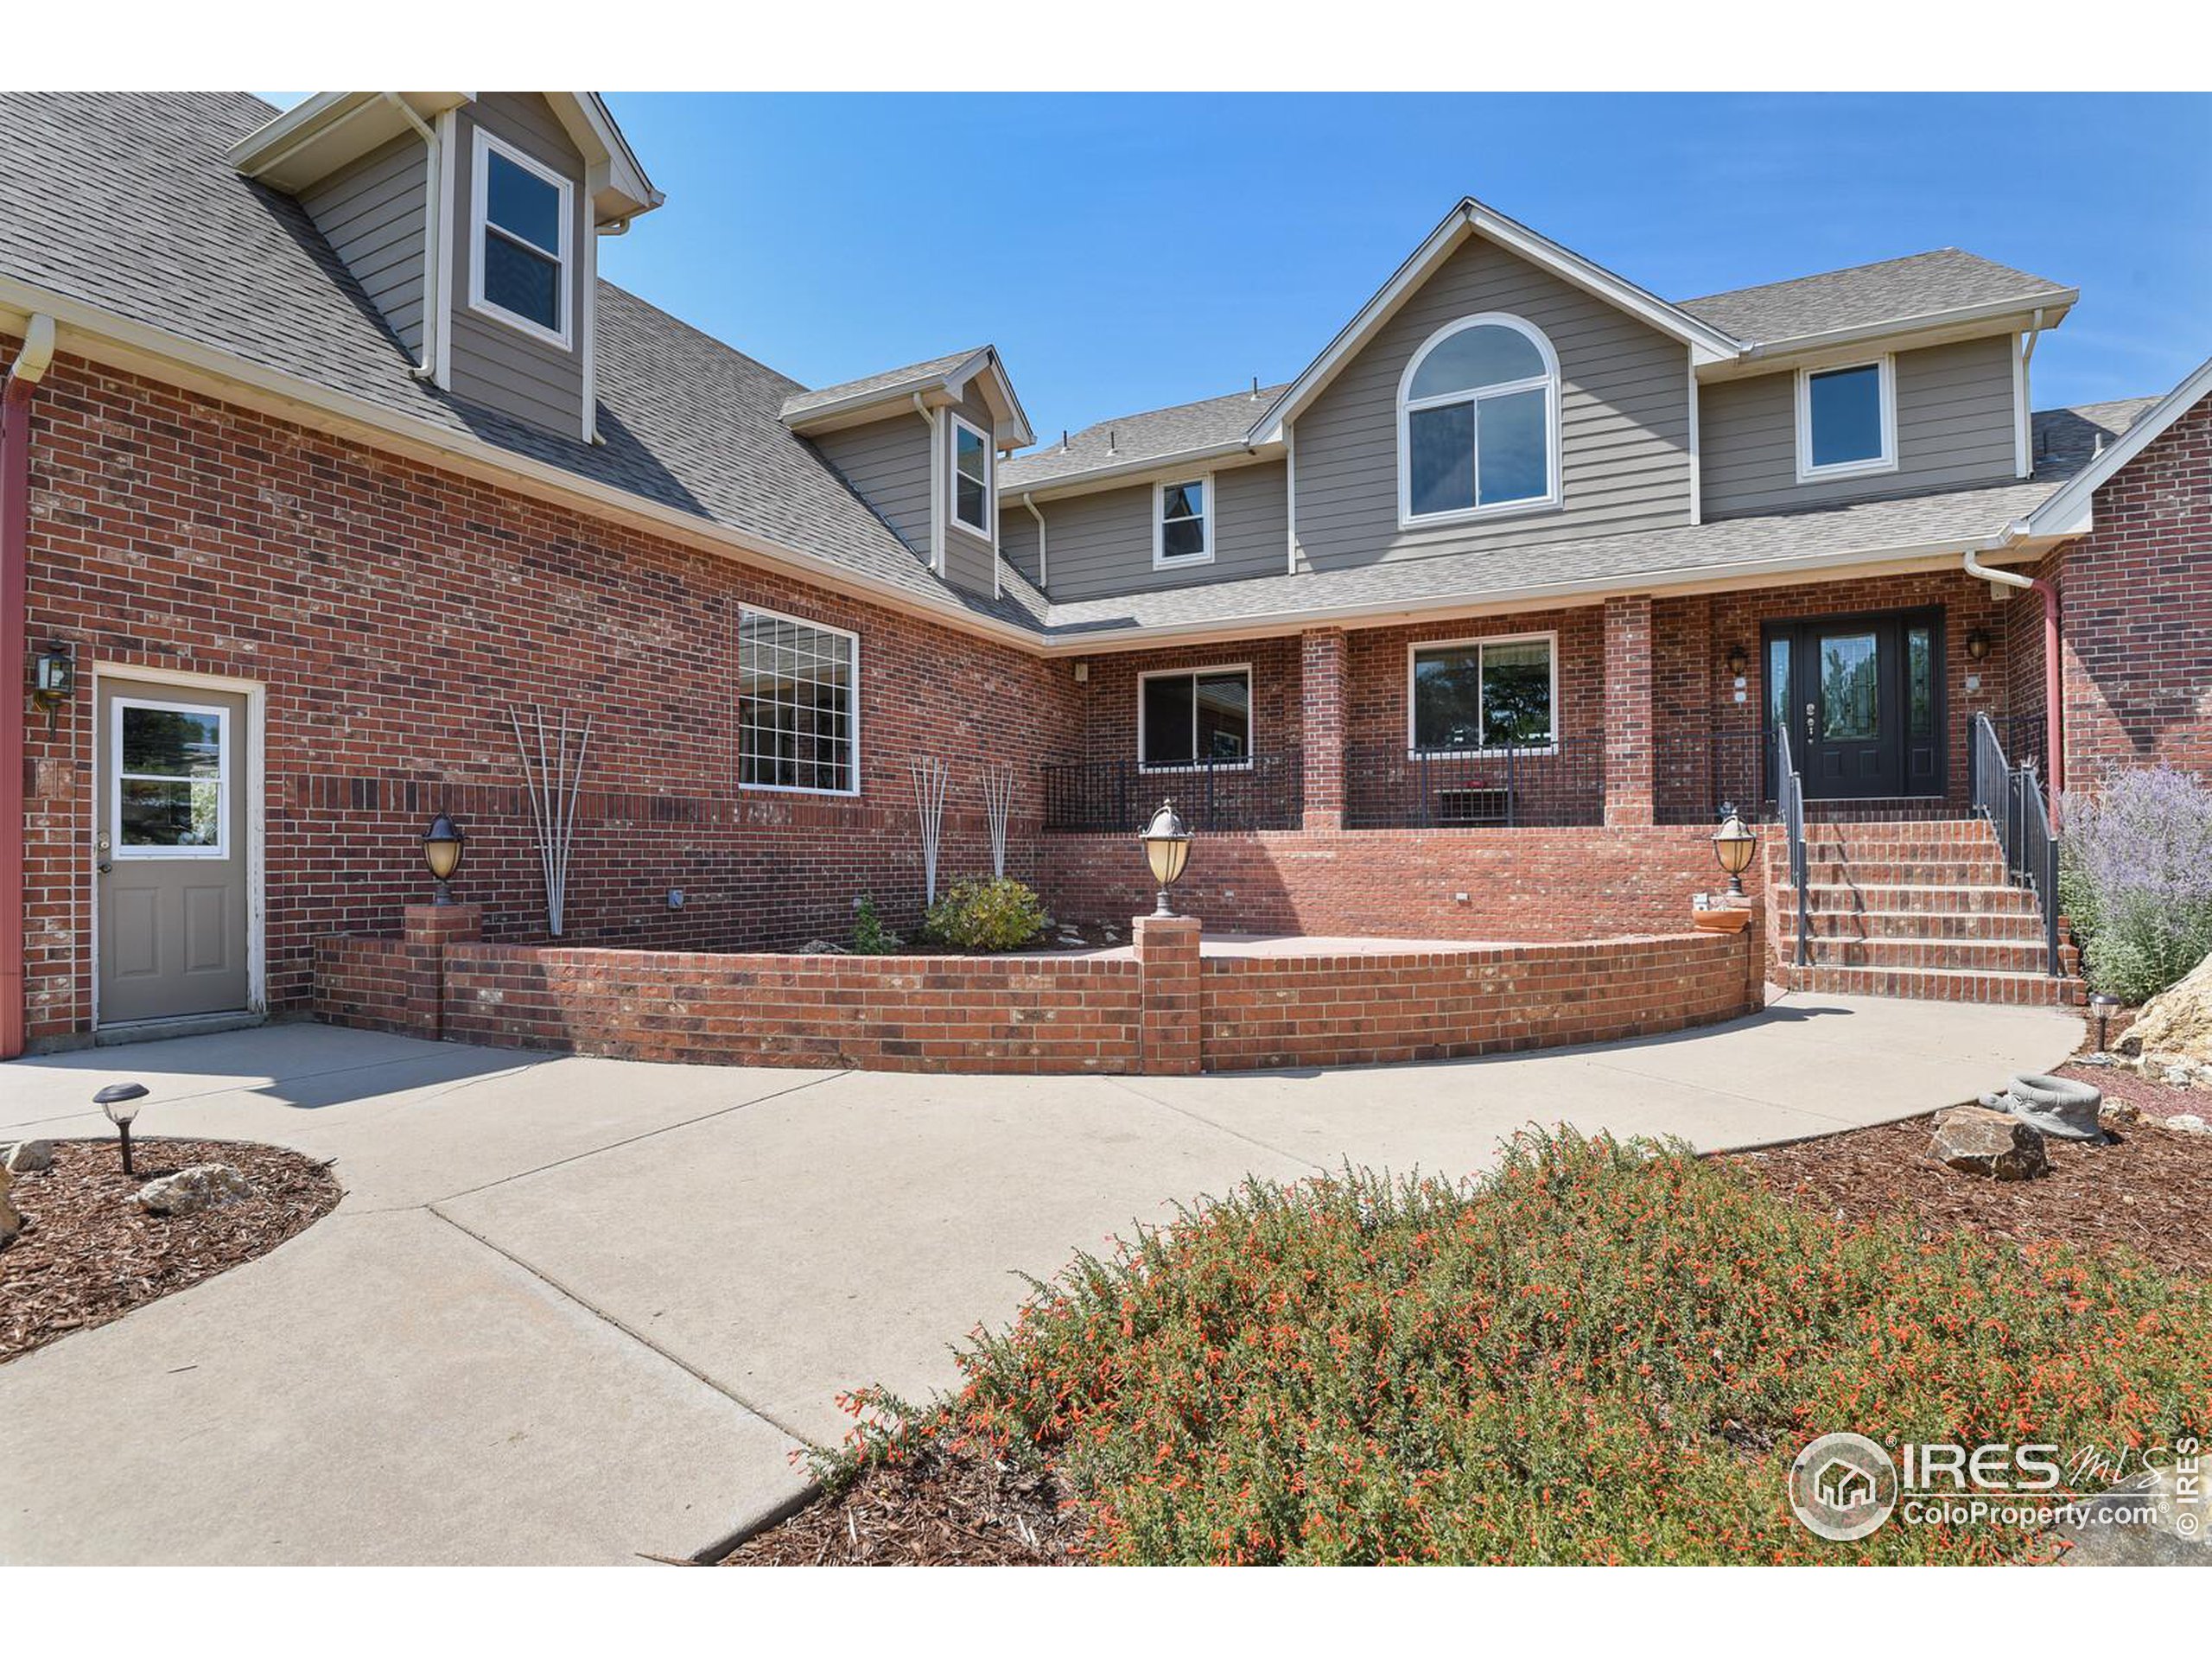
top-left (0, 989), bottom-right (2077, 1565)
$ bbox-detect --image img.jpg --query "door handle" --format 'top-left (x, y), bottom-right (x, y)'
top-left (98, 861), bottom-right (112, 874)
top-left (96, 831), bottom-right (111, 875)
top-left (1804, 702), bottom-right (1816, 744)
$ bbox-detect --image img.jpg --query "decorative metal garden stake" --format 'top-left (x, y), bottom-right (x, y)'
top-left (511, 705), bottom-right (592, 937)
top-left (1140, 798), bottom-right (1192, 918)
top-left (912, 759), bottom-right (950, 906)
top-left (96, 1082), bottom-right (149, 1178)
top-left (982, 764), bottom-right (1016, 880)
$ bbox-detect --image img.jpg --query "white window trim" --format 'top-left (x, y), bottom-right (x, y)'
top-left (1152, 474), bottom-right (1216, 569)
top-left (736, 602), bottom-right (862, 799)
top-left (1794, 355), bottom-right (1897, 484)
top-left (1136, 662), bottom-right (1255, 775)
top-left (467, 127), bottom-right (575, 352)
top-left (1396, 313), bottom-right (1564, 531)
top-left (949, 411), bottom-right (995, 541)
top-left (1404, 630), bottom-right (1560, 758)
top-left (111, 695), bottom-right (232, 861)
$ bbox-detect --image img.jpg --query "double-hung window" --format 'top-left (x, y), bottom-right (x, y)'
top-left (739, 607), bottom-right (860, 795)
top-left (470, 130), bottom-right (572, 347)
top-left (951, 415), bottom-right (993, 538)
top-left (1796, 358), bottom-right (1896, 481)
top-left (1409, 635), bottom-right (1555, 753)
top-left (1154, 478), bottom-right (1211, 568)
top-left (1140, 667), bottom-right (1251, 771)
top-left (1398, 314), bottom-right (1560, 525)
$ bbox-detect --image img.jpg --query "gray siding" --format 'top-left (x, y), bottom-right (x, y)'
top-left (814, 412), bottom-right (935, 560)
top-left (302, 132), bottom-right (427, 356)
top-left (448, 92), bottom-right (588, 438)
top-left (1699, 334), bottom-right (2018, 518)
top-left (941, 380), bottom-right (998, 597)
top-left (1008, 460), bottom-right (1289, 601)
top-left (1294, 232), bottom-right (1694, 572)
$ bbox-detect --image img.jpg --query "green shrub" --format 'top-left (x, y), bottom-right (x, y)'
top-left (822, 1131), bottom-right (2212, 1565)
top-left (850, 895), bottom-right (899, 956)
top-left (2061, 766), bottom-right (2212, 1002)
top-left (923, 876), bottom-right (1049, 952)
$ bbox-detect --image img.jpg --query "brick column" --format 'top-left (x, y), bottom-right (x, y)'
top-left (402, 902), bottom-right (480, 1040)
top-left (1134, 913), bottom-right (1201, 1076)
top-left (1603, 594), bottom-right (1656, 826)
top-left (1733, 897), bottom-right (1767, 1014)
top-left (1300, 626), bottom-right (1348, 831)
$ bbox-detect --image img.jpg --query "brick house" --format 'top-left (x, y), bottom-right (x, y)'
top-left (2, 89), bottom-right (2207, 1056)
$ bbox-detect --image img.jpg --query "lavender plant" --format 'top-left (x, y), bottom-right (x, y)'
top-left (2060, 764), bottom-right (2212, 1001)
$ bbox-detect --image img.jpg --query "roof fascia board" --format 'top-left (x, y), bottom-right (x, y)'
top-left (999, 439), bottom-right (1283, 504)
top-left (226, 91), bottom-right (360, 171)
top-left (0, 275), bottom-right (1040, 652)
top-left (944, 347), bottom-right (1036, 448)
top-left (1701, 294), bottom-right (2082, 379)
top-left (2023, 351), bottom-right (2212, 537)
top-left (551, 92), bottom-right (660, 219)
top-left (1249, 200), bottom-right (1743, 444)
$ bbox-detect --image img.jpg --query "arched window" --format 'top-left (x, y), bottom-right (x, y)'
top-left (1397, 314), bottom-right (1560, 525)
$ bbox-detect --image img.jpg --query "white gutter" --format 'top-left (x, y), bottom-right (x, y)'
top-left (382, 93), bottom-right (442, 383)
top-left (1720, 294), bottom-right (2079, 372)
top-left (999, 437), bottom-right (1276, 505)
top-left (1020, 492), bottom-right (1046, 586)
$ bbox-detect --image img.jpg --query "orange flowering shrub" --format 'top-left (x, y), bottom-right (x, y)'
top-left (828, 1131), bottom-right (2212, 1563)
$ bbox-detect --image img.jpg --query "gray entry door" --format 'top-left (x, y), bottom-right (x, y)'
top-left (95, 678), bottom-right (251, 1025)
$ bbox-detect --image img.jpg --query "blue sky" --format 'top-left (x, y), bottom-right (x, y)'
top-left (279, 92), bottom-right (2212, 439)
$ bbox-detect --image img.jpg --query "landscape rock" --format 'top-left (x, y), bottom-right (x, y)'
top-left (2, 1138), bottom-right (54, 1174)
top-left (2165, 1114), bottom-right (2210, 1136)
top-left (797, 938), bottom-right (850, 956)
top-left (133, 1163), bottom-right (252, 1217)
top-left (2097, 1099), bottom-right (2142, 1131)
top-left (1931, 1105), bottom-right (2050, 1180)
top-left (0, 1166), bottom-right (19, 1243)
top-left (2119, 951), bottom-right (2212, 1065)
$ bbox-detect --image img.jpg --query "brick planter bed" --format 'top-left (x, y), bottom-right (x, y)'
top-left (313, 903), bottom-right (1763, 1075)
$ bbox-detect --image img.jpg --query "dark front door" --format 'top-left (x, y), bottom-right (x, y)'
top-left (1764, 608), bottom-right (1943, 802)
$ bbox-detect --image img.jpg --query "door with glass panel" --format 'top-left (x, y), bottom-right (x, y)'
top-left (1763, 609), bottom-right (1942, 802)
top-left (95, 679), bottom-right (251, 1024)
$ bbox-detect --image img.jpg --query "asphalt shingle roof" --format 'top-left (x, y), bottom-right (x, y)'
top-left (0, 91), bottom-right (1036, 629)
top-left (1001, 384), bottom-right (1290, 489)
top-left (1677, 249), bottom-right (2075, 345)
top-left (778, 349), bottom-right (981, 422)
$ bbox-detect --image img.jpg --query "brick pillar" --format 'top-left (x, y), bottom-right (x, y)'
top-left (1134, 913), bottom-right (1201, 1076)
top-left (1603, 594), bottom-right (1656, 826)
top-left (1300, 626), bottom-right (1348, 831)
top-left (1734, 897), bottom-right (1767, 1014)
top-left (403, 902), bottom-right (480, 1041)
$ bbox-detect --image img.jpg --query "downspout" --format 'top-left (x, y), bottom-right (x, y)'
top-left (1964, 542), bottom-right (2063, 804)
top-left (1021, 492), bottom-right (1046, 587)
top-left (383, 93), bottom-right (442, 382)
top-left (2, 314), bottom-right (58, 1060)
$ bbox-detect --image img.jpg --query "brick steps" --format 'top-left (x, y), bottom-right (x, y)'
top-left (1768, 816), bottom-right (2077, 1007)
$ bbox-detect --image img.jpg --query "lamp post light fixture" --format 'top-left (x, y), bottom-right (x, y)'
top-left (421, 813), bottom-right (466, 905)
top-left (1965, 627), bottom-right (1993, 663)
top-left (96, 1082), bottom-right (149, 1177)
top-left (1140, 798), bottom-right (1192, 918)
top-left (2090, 992), bottom-right (2122, 1057)
top-left (1711, 802), bottom-right (1758, 899)
top-left (30, 641), bottom-right (75, 734)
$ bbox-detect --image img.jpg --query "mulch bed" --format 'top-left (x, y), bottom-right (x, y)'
top-left (721, 1445), bottom-right (1084, 1567)
top-left (1732, 1063), bottom-right (2212, 1279)
top-left (1, 1137), bottom-right (341, 1363)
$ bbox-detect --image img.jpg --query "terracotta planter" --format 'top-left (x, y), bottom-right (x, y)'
top-left (1693, 906), bottom-right (1751, 934)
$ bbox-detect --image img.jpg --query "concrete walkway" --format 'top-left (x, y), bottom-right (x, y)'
top-left (0, 991), bottom-right (2076, 1565)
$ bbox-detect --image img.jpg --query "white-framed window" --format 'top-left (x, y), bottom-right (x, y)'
top-left (111, 696), bottom-right (231, 859)
top-left (468, 128), bottom-right (574, 350)
top-left (1397, 313), bottom-right (1561, 528)
top-left (1407, 632), bottom-right (1557, 753)
top-left (738, 605), bottom-right (861, 796)
top-left (1139, 664), bottom-right (1252, 772)
top-left (1795, 356), bottom-right (1897, 482)
top-left (950, 413), bottom-right (994, 538)
top-left (1152, 477), bottom-right (1213, 569)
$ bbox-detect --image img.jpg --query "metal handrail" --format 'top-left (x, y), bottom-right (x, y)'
top-left (1971, 712), bottom-right (2062, 976)
top-left (1774, 721), bottom-right (1810, 967)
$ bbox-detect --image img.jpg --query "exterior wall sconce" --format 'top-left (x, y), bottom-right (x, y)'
top-left (1725, 643), bottom-right (1747, 678)
top-left (421, 813), bottom-right (467, 906)
top-left (1140, 798), bottom-right (1192, 918)
top-left (30, 641), bottom-right (74, 734)
top-left (96, 1081), bottom-right (148, 1177)
top-left (1965, 628), bottom-right (1992, 662)
top-left (1712, 802), bottom-right (1758, 898)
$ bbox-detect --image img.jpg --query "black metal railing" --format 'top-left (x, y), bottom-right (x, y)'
top-left (1776, 717), bottom-right (1810, 968)
top-left (1040, 751), bottom-right (1303, 834)
top-left (1345, 738), bottom-right (1604, 829)
top-left (1971, 713), bottom-right (2062, 976)
top-left (1989, 712), bottom-right (2050, 804)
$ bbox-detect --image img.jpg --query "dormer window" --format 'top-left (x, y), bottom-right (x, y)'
top-left (951, 414), bottom-right (993, 537)
top-left (1796, 358), bottom-right (1896, 481)
top-left (470, 130), bottom-right (572, 349)
top-left (1397, 313), bottom-right (1561, 527)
